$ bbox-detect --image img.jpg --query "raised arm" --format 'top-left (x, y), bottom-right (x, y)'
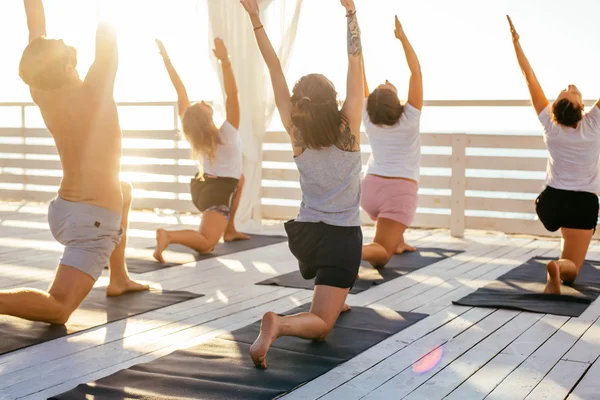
top-left (213, 38), bottom-right (240, 130)
top-left (84, 19), bottom-right (118, 92)
top-left (340, 0), bottom-right (364, 134)
top-left (241, 0), bottom-right (293, 134)
top-left (507, 16), bottom-right (549, 115)
top-left (24, 0), bottom-right (46, 42)
top-left (361, 56), bottom-right (370, 98)
top-left (395, 16), bottom-right (423, 110)
top-left (155, 39), bottom-right (190, 119)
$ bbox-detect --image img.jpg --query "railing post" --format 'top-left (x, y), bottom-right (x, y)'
top-left (450, 134), bottom-right (467, 238)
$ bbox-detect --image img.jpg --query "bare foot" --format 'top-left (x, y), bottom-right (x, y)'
top-left (544, 260), bottom-right (561, 295)
top-left (341, 304), bottom-right (352, 313)
top-left (223, 230), bottom-right (251, 242)
top-left (106, 278), bottom-right (150, 297)
top-left (153, 229), bottom-right (170, 263)
top-left (249, 312), bottom-right (280, 369)
top-left (395, 242), bottom-right (417, 255)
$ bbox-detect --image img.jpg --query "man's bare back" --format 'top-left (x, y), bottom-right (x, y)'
top-left (32, 83), bottom-right (123, 214)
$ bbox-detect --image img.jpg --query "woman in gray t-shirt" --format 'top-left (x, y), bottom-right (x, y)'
top-left (242, 0), bottom-right (364, 369)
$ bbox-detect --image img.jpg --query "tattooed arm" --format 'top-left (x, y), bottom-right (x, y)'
top-left (339, 0), bottom-right (364, 148)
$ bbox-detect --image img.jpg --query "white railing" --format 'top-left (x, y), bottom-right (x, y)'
top-left (1, 100), bottom-right (597, 238)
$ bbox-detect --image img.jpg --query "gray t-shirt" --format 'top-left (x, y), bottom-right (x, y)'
top-left (294, 144), bottom-right (362, 227)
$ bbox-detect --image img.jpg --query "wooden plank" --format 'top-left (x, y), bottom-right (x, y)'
top-left (0, 190), bottom-right (56, 203)
top-left (261, 187), bottom-right (450, 209)
top-left (0, 158), bottom-right (62, 170)
top-left (132, 197), bottom-right (196, 213)
top-left (569, 357), bottom-right (600, 400)
top-left (467, 177), bottom-right (545, 194)
top-left (467, 156), bottom-right (547, 172)
top-left (260, 203), bottom-right (451, 228)
top-left (446, 314), bottom-right (569, 400)
top-left (399, 311), bottom-right (542, 400)
top-left (466, 197), bottom-right (535, 214)
top-left (450, 134), bottom-right (467, 237)
top-left (465, 216), bottom-right (553, 237)
top-left (486, 315), bottom-right (599, 399)
top-left (262, 149), bottom-right (452, 169)
top-left (317, 307), bottom-right (497, 400)
top-left (563, 318), bottom-right (600, 364)
top-left (468, 134), bottom-right (546, 150)
top-left (263, 131), bottom-right (453, 147)
top-left (262, 168), bottom-right (453, 191)
top-left (524, 360), bottom-right (590, 400)
top-left (0, 128), bottom-right (181, 141)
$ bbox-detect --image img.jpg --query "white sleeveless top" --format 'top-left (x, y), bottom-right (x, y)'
top-left (539, 105), bottom-right (600, 194)
top-left (363, 103), bottom-right (421, 181)
top-left (202, 121), bottom-right (242, 179)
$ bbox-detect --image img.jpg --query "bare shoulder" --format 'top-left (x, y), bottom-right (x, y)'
top-left (335, 119), bottom-right (360, 152)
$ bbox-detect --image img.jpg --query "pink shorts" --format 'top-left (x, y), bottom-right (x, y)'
top-left (361, 174), bottom-right (418, 226)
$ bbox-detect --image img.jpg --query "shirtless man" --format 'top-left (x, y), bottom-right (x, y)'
top-left (0, 0), bottom-right (148, 325)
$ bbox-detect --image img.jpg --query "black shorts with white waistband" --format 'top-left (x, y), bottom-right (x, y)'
top-left (535, 186), bottom-right (599, 232)
top-left (190, 174), bottom-right (239, 219)
top-left (284, 220), bottom-right (363, 289)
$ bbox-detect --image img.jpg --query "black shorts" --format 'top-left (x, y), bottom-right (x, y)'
top-left (535, 186), bottom-right (599, 232)
top-left (284, 220), bottom-right (363, 289)
top-left (190, 174), bottom-right (239, 218)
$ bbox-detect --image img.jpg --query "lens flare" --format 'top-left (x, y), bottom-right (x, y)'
top-left (412, 346), bottom-right (444, 374)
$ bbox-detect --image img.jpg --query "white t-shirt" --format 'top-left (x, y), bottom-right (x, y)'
top-left (202, 121), bottom-right (242, 179)
top-left (539, 105), bottom-right (600, 194)
top-left (362, 102), bottom-right (422, 181)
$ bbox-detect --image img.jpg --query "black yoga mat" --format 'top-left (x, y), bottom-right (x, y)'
top-left (453, 257), bottom-right (600, 317)
top-left (51, 304), bottom-right (427, 400)
top-left (124, 234), bottom-right (288, 274)
top-left (0, 288), bottom-right (202, 356)
top-left (257, 248), bottom-right (463, 295)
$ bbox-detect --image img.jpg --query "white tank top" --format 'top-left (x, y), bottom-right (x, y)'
top-left (363, 103), bottom-right (421, 181)
top-left (202, 121), bottom-right (242, 179)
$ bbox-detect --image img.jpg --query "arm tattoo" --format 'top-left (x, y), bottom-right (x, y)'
top-left (336, 121), bottom-right (359, 152)
top-left (347, 13), bottom-right (362, 56)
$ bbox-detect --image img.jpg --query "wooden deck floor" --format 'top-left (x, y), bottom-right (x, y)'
top-left (1, 201), bottom-right (599, 400)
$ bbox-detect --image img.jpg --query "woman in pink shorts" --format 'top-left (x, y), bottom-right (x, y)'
top-left (361, 16), bottom-right (423, 267)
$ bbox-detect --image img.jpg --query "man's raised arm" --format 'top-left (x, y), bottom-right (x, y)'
top-left (24, 0), bottom-right (46, 42)
top-left (85, 18), bottom-right (118, 91)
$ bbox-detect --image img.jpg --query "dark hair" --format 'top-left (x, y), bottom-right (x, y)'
top-left (19, 38), bottom-right (72, 90)
top-left (552, 99), bottom-right (583, 128)
top-left (290, 74), bottom-right (342, 150)
top-left (366, 87), bottom-right (404, 126)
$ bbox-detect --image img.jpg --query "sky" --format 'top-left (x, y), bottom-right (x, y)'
top-left (1, 0), bottom-right (600, 132)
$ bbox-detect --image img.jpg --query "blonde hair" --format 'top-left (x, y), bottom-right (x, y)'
top-left (181, 103), bottom-right (222, 165)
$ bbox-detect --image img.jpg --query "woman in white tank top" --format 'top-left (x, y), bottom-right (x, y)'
top-left (508, 16), bottom-right (600, 295)
top-left (360, 16), bottom-right (423, 268)
top-left (152, 37), bottom-right (249, 264)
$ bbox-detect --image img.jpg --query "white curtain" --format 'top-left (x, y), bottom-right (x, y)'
top-left (206, 0), bottom-right (303, 228)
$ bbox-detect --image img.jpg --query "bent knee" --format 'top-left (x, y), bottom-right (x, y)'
top-left (316, 326), bottom-right (334, 342)
top-left (48, 304), bottom-right (73, 325)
